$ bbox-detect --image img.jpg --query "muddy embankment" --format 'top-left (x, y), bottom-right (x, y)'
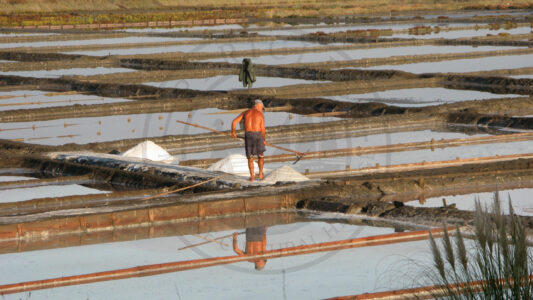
top-left (298, 157), bottom-right (533, 229)
top-left (441, 75), bottom-right (533, 95)
top-left (120, 58), bottom-right (418, 81)
top-left (300, 197), bottom-right (533, 232)
top-left (1, 154), bottom-right (532, 240)
top-left (449, 112), bottom-right (533, 130)
top-left (0, 52), bottom-right (84, 62)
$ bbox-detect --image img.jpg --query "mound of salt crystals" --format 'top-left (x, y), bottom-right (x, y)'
top-left (120, 141), bottom-right (175, 162)
top-left (207, 154), bottom-right (259, 176)
top-left (262, 165), bottom-right (309, 184)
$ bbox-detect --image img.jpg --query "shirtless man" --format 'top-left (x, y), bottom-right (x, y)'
top-left (231, 99), bottom-right (266, 181)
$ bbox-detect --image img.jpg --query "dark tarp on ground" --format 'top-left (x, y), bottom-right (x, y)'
top-left (239, 58), bottom-right (256, 88)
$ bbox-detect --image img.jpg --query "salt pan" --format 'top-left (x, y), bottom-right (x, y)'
top-left (262, 165), bottom-right (309, 184)
top-left (208, 154), bottom-right (260, 177)
top-left (121, 141), bottom-right (175, 162)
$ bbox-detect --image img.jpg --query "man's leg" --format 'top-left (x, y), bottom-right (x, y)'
top-left (248, 156), bottom-right (255, 181)
top-left (258, 155), bottom-right (264, 180)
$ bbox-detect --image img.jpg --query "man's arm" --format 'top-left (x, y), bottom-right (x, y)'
top-left (231, 113), bottom-right (244, 138)
top-left (233, 232), bottom-right (244, 255)
top-left (260, 114), bottom-right (266, 144)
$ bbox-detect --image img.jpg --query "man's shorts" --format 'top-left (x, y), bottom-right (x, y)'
top-left (244, 131), bottom-right (265, 158)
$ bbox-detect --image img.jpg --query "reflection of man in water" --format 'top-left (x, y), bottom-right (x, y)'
top-left (233, 227), bottom-right (267, 270)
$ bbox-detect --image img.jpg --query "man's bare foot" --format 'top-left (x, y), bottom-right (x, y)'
top-left (249, 176), bottom-right (255, 182)
top-left (259, 172), bottom-right (264, 180)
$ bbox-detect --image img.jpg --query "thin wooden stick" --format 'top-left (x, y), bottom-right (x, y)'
top-left (179, 232), bottom-right (244, 251)
top-left (177, 120), bottom-right (303, 156)
top-left (191, 234), bottom-right (229, 248)
top-left (141, 174), bottom-right (228, 201)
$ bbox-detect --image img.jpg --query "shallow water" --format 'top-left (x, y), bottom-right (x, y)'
top-left (65, 40), bottom-right (341, 57)
top-left (0, 176), bottom-right (36, 182)
top-left (0, 89), bottom-right (131, 111)
top-left (0, 67), bottom-right (135, 78)
top-left (0, 108), bottom-right (339, 146)
top-left (0, 36), bottom-right (200, 49)
top-left (273, 139), bottom-right (533, 174)
top-left (386, 26), bottom-right (532, 39)
top-left (176, 129), bottom-right (487, 161)
top-left (0, 60), bottom-right (15, 63)
top-left (0, 221), bottom-right (442, 299)
top-left (251, 22), bottom-right (468, 36)
top-left (198, 45), bottom-right (522, 65)
top-left (144, 75), bottom-right (328, 90)
top-left (406, 188), bottom-right (533, 216)
top-left (0, 184), bottom-right (108, 203)
top-left (510, 74), bottom-right (533, 79)
top-left (323, 87), bottom-right (523, 107)
top-left (363, 53), bottom-right (533, 73)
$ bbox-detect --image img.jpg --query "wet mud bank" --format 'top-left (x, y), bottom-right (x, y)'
top-left (299, 197), bottom-right (533, 231)
top-left (1, 156), bottom-right (531, 240)
top-left (0, 52), bottom-right (83, 62)
top-left (314, 157), bottom-right (533, 201)
top-left (448, 112), bottom-right (533, 130)
top-left (0, 75), bottom-right (223, 100)
top-left (441, 75), bottom-right (533, 95)
top-left (21, 156), bottom-right (191, 190)
top-left (120, 58), bottom-right (418, 81)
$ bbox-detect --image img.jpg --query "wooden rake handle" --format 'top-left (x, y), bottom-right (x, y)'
top-left (177, 120), bottom-right (303, 157)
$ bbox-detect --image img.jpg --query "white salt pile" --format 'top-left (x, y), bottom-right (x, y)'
top-left (262, 165), bottom-right (309, 184)
top-left (121, 141), bottom-right (176, 162)
top-left (208, 154), bottom-right (259, 177)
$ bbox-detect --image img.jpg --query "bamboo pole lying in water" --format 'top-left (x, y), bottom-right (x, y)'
top-left (0, 228), bottom-right (452, 295)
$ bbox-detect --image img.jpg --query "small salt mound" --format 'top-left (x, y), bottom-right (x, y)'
top-left (121, 141), bottom-right (174, 162)
top-left (208, 154), bottom-right (259, 176)
top-left (262, 165), bottom-right (309, 184)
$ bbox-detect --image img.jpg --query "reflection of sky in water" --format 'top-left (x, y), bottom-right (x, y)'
top-left (65, 40), bottom-right (338, 56)
top-left (270, 140), bottom-right (533, 174)
top-left (185, 138), bottom-right (533, 174)
top-left (0, 176), bottom-right (36, 182)
top-left (0, 108), bottom-right (339, 146)
top-left (199, 45), bottom-right (521, 65)
top-left (0, 184), bottom-right (108, 203)
top-left (0, 60), bottom-right (15, 63)
top-left (176, 129), bottom-right (487, 162)
top-left (144, 75), bottom-right (327, 90)
top-left (386, 26), bottom-right (532, 39)
top-left (0, 36), bottom-right (200, 49)
top-left (407, 188), bottom-right (533, 216)
top-left (0, 67), bottom-right (135, 78)
top-left (0, 89), bottom-right (131, 111)
top-left (363, 53), bottom-right (533, 73)
top-left (252, 22), bottom-right (468, 36)
top-left (323, 87), bottom-right (523, 107)
top-left (511, 74), bottom-right (533, 79)
top-left (1, 221), bottom-right (443, 299)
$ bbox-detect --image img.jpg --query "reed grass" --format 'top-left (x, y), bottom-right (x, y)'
top-left (428, 193), bottom-right (533, 299)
